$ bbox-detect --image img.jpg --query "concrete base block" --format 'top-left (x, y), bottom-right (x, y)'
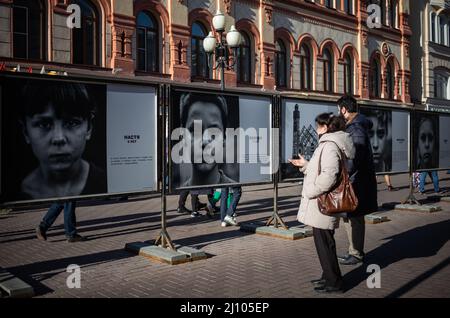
top-left (395, 204), bottom-right (442, 213)
top-left (365, 214), bottom-right (390, 224)
top-left (441, 196), bottom-right (450, 203)
top-left (0, 268), bottom-right (34, 298)
top-left (178, 246), bottom-right (208, 261)
top-left (240, 223), bottom-right (311, 240)
top-left (125, 242), bottom-right (205, 265)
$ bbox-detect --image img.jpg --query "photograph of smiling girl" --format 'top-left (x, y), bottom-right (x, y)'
top-left (414, 114), bottom-right (439, 170)
top-left (360, 108), bottom-right (393, 173)
top-left (171, 91), bottom-right (239, 189)
top-left (2, 78), bottom-right (107, 202)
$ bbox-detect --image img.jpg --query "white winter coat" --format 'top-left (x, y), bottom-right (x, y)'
top-left (297, 131), bottom-right (355, 230)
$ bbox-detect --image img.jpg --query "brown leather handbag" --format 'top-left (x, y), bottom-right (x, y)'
top-left (316, 141), bottom-right (358, 216)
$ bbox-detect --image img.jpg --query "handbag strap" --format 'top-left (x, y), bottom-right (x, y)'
top-left (317, 141), bottom-right (347, 176)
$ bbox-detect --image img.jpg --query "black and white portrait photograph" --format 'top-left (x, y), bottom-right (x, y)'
top-left (1, 78), bottom-right (107, 202)
top-left (360, 108), bottom-right (393, 173)
top-left (171, 91), bottom-right (240, 189)
top-left (414, 113), bottom-right (439, 170)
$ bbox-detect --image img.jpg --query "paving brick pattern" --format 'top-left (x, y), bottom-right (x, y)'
top-left (0, 173), bottom-right (450, 298)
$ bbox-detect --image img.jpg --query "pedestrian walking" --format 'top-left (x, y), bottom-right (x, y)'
top-left (36, 201), bottom-right (86, 243)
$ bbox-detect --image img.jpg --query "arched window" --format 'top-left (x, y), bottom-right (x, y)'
top-left (72, 0), bottom-right (100, 66)
top-left (191, 21), bottom-right (210, 79)
top-left (300, 44), bottom-right (312, 90)
top-left (275, 40), bottom-right (287, 88)
top-left (323, 48), bottom-right (333, 92)
top-left (431, 12), bottom-right (437, 42)
top-left (344, 0), bottom-right (353, 14)
top-left (237, 32), bottom-right (251, 83)
top-left (12, 0), bottom-right (45, 60)
top-left (386, 62), bottom-right (395, 99)
top-left (389, 0), bottom-right (398, 28)
top-left (370, 58), bottom-right (381, 97)
top-left (434, 70), bottom-right (449, 99)
top-left (136, 11), bottom-right (159, 73)
top-left (344, 53), bottom-right (353, 95)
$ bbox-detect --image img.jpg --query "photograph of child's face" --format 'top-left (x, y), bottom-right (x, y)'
top-left (417, 118), bottom-right (436, 168)
top-left (415, 115), bottom-right (439, 170)
top-left (1, 78), bottom-right (107, 202)
top-left (22, 106), bottom-right (92, 175)
top-left (363, 109), bottom-right (392, 172)
top-left (171, 91), bottom-right (239, 188)
top-left (185, 100), bottom-right (225, 175)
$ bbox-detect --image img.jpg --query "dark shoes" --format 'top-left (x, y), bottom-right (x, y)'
top-left (36, 226), bottom-right (47, 241)
top-left (339, 255), bottom-right (363, 265)
top-left (177, 206), bottom-right (192, 214)
top-left (314, 285), bottom-right (343, 294)
top-left (67, 234), bottom-right (87, 243)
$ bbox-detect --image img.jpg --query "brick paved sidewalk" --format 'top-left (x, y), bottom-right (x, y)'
top-left (0, 172), bottom-right (449, 298)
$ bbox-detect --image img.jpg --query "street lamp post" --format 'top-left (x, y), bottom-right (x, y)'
top-left (203, 9), bottom-right (242, 91)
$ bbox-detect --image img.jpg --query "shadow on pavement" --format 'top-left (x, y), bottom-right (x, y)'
top-left (5, 248), bottom-right (133, 297)
top-left (343, 219), bottom-right (450, 295)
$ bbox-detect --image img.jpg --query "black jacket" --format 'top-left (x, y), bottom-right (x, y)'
top-left (346, 114), bottom-right (378, 216)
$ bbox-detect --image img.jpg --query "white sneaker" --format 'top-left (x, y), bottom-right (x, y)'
top-left (221, 221), bottom-right (228, 227)
top-left (224, 215), bottom-right (238, 226)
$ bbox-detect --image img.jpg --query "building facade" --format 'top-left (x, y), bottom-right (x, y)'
top-left (410, 0), bottom-right (450, 112)
top-left (0, 0), bottom-right (411, 106)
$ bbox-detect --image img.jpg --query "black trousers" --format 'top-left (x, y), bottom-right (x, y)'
top-left (313, 227), bottom-right (343, 289)
top-left (178, 190), bottom-right (214, 211)
top-left (178, 190), bottom-right (198, 210)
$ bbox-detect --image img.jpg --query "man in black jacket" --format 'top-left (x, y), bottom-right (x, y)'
top-left (337, 95), bottom-right (378, 265)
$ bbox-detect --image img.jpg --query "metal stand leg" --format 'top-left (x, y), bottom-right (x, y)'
top-left (155, 84), bottom-right (176, 250)
top-left (265, 178), bottom-right (288, 229)
top-left (402, 172), bottom-right (421, 205)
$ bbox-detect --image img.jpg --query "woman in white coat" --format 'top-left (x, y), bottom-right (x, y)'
top-left (290, 113), bottom-right (355, 294)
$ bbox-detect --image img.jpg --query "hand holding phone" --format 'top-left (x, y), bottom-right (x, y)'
top-left (289, 154), bottom-right (307, 167)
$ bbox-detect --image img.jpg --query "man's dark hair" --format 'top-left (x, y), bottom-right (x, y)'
top-left (19, 80), bottom-right (96, 120)
top-left (337, 94), bottom-right (358, 113)
top-left (180, 92), bottom-right (228, 129)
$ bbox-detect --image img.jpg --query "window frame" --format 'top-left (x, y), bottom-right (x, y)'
top-left (12, 0), bottom-right (45, 60)
top-left (191, 21), bottom-right (210, 79)
top-left (136, 11), bottom-right (160, 73)
top-left (71, 0), bottom-right (101, 66)
top-left (322, 48), bottom-right (333, 93)
top-left (275, 39), bottom-right (288, 88)
top-left (343, 53), bottom-right (353, 95)
top-left (385, 62), bottom-right (395, 100)
top-left (300, 44), bottom-right (312, 91)
top-left (237, 32), bottom-right (252, 84)
top-left (370, 58), bottom-right (381, 98)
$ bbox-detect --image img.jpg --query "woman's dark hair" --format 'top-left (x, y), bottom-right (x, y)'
top-left (19, 80), bottom-right (96, 120)
top-left (315, 112), bottom-right (346, 133)
top-left (180, 93), bottom-right (228, 129)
